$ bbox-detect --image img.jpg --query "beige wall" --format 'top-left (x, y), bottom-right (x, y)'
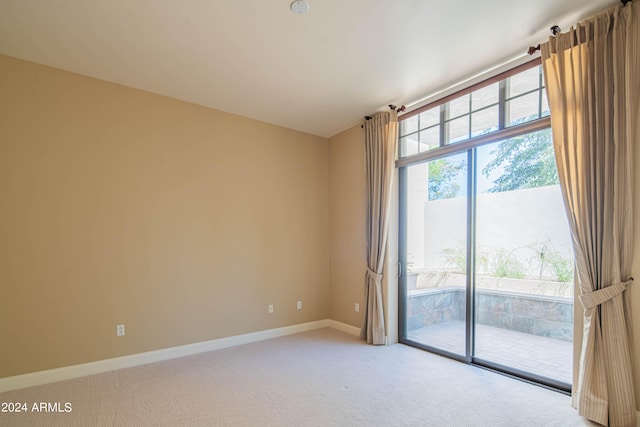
top-left (0, 55), bottom-right (330, 378)
top-left (328, 123), bottom-right (398, 343)
top-left (328, 125), bottom-right (366, 327)
top-left (328, 123), bottom-right (399, 342)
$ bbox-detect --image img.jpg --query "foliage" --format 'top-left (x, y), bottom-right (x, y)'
top-left (441, 242), bottom-right (573, 283)
top-left (476, 247), bottom-right (491, 276)
top-left (542, 247), bottom-right (574, 283)
top-left (442, 244), bottom-right (492, 275)
top-left (441, 245), bottom-right (466, 273)
top-left (482, 128), bottom-right (558, 193)
top-left (442, 245), bottom-right (527, 280)
top-left (491, 249), bottom-right (526, 279)
top-left (428, 158), bottom-right (465, 200)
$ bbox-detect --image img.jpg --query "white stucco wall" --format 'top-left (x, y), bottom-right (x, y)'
top-left (408, 185), bottom-right (572, 281)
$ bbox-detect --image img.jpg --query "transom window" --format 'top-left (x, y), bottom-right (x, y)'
top-left (399, 62), bottom-right (550, 159)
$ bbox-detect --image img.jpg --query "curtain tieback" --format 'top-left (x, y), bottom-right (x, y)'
top-left (578, 278), bottom-right (634, 310)
top-left (366, 268), bottom-right (383, 283)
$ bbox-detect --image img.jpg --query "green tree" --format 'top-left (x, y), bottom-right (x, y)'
top-left (428, 158), bottom-right (464, 200)
top-left (482, 128), bottom-right (558, 193)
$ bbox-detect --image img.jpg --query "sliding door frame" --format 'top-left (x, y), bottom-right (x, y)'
top-left (397, 116), bottom-right (571, 393)
top-left (398, 147), bottom-right (476, 364)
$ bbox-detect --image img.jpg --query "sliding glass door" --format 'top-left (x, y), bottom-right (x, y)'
top-left (402, 152), bottom-right (469, 359)
top-left (473, 133), bottom-right (573, 385)
top-left (398, 62), bottom-right (574, 390)
top-left (399, 131), bottom-right (573, 389)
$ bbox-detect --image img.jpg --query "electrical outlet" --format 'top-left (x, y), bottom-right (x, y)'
top-left (116, 324), bottom-right (125, 337)
top-left (354, 303), bottom-right (360, 312)
top-left (268, 304), bottom-right (274, 314)
top-left (296, 300), bottom-right (302, 310)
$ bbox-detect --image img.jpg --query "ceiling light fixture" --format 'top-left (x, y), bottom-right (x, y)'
top-left (290, 0), bottom-right (309, 15)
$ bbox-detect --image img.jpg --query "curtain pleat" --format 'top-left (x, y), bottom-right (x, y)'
top-left (361, 111), bottom-right (398, 345)
top-left (541, 2), bottom-right (639, 426)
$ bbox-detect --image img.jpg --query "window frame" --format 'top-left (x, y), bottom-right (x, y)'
top-left (397, 58), bottom-right (549, 166)
top-left (397, 57), bottom-right (570, 392)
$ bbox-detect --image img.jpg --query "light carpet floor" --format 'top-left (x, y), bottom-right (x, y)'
top-left (0, 328), bottom-right (598, 427)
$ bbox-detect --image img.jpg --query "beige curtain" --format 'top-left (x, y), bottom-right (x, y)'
top-left (541, 2), bottom-right (639, 426)
top-left (361, 111), bottom-right (398, 345)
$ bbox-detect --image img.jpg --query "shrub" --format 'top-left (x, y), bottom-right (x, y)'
top-left (491, 249), bottom-right (525, 279)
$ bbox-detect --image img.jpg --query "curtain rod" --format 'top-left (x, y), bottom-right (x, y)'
top-left (363, 105), bottom-right (406, 124)
top-left (527, 26), bottom-right (561, 55)
top-left (528, 0), bottom-right (632, 55)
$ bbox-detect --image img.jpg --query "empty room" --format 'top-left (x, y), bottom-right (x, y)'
top-left (1, 0), bottom-right (639, 426)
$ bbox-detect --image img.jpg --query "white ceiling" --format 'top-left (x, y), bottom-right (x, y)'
top-left (0, 0), bottom-right (617, 138)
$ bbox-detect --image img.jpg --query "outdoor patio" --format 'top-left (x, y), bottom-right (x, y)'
top-left (407, 320), bottom-right (572, 385)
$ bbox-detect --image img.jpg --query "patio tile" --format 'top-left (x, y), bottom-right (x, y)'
top-left (408, 321), bottom-right (572, 384)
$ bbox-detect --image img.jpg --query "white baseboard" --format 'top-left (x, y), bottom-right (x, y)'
top-left (0, 319), bottom-right (361, 393)
top-left (326, 319), bottom-right (361, 336)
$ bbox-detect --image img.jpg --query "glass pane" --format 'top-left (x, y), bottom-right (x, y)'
top-left (446, 115), bottom-right (469, 144)
top-left (472, 83), bottom-right (499, 111)
top-left (475, 131), bottom-right (573, 384)
top-left (506, 92), bottom-right (540, 126)
top-left (419, 125), bottom-right (440, 151)
top-left (471, 105), bottom-right (499, 137)
top-left (507, 66), bottom-right (541, 98)
top-left (401, 115), bottom-right (419, 136)
top-left (400, 134), bottom-right (420, 157)
top-left (419, 108), bottom-right (439, 129)
top-left (405, 153), bottom-right (468, 356)
top-left (448, 94), bottom-right (469, 118)
top-left (399, 136), bottom-right (407, 158)
top-left (541, 90), bottom-right (550, 117)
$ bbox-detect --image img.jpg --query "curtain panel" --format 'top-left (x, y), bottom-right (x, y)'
top-left (541, 2), bottom-right (640, 425)
top-left (361, 111), bottom-right (398, 345)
